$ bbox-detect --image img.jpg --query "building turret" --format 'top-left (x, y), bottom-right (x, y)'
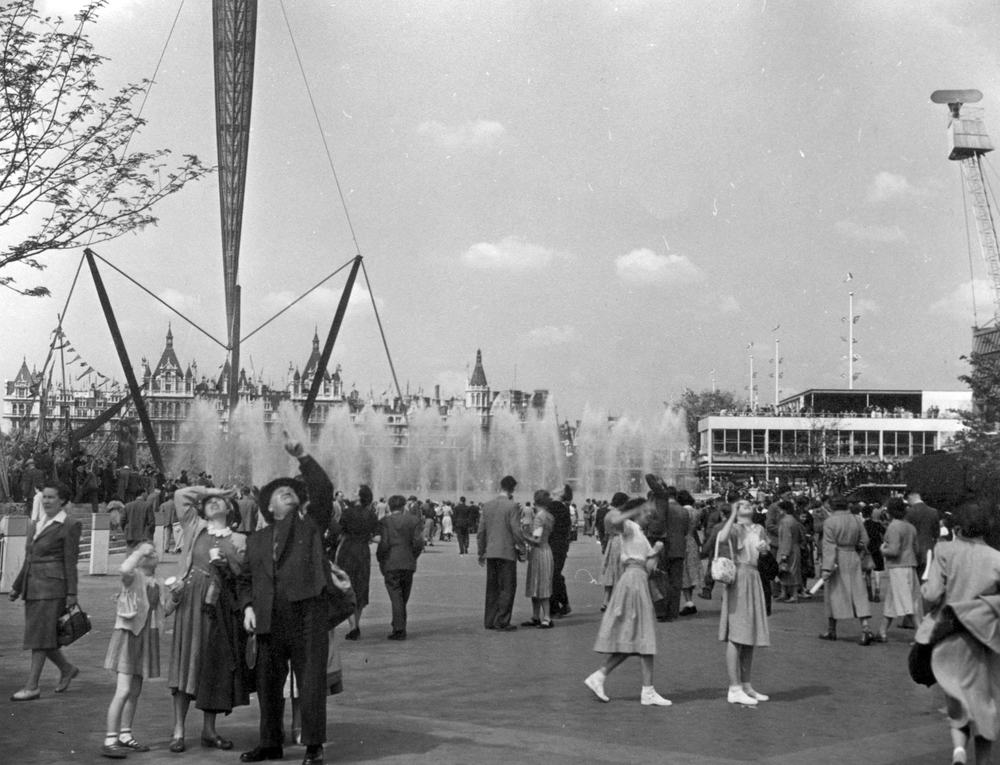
top-left (465, 349), bottom-right (492, 427)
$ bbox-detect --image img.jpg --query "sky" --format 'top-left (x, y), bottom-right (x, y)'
top-left (3, 0), bottom-right (1000, 424)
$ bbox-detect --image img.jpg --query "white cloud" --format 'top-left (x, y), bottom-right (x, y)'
top-left (718, 295), bottom-right (740, 314)
top-left (526, 325), bottom-right (577, 346)
top-left (259, 285), bottom-right (384, 318)
top-left (462, 237), bottom-right (563, 270)
top-left (615, 249), bottom-right (704, 287)
top-left (867, 171), bottom-right (924, 203)
top-left (156, 288), bottom-right (199, 315)
top-left (417, 120), bottom-right (505, 151)
top-left (835, 219), bottom-right (907, 243)
top-left (931, 279), bottom-right (993, 322)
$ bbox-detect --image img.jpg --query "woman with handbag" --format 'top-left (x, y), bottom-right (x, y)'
top-left (920, 500), bottom-right (1000, 765)
top-left (584, 497), bottom-right (672, 707)
top-left (8, 481), bottom-right (82, 701)
top-left (717, 499), bottom-right (770, 706)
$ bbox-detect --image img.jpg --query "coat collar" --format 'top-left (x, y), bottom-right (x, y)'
top-left (36, 509), bottom-right (67, 536)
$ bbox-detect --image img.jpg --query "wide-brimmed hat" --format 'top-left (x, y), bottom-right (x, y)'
top-left (258, 477), bottom-right (307, 523)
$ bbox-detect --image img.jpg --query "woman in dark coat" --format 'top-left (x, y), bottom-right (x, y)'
top-left (335, 485), bottom-right (379, 640)
top-left (9, 481), bottom-right (82, 701)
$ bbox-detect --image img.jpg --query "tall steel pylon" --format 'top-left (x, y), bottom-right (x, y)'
top-left (213, 0), bottom-right (257, 413)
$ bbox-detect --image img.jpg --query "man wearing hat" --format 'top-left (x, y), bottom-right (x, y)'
top-left (239, 437), bottom-right (336, 765)
top-left (477, 475), bottom-right (526, 631)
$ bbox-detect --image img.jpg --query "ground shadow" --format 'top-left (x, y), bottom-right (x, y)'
top-left (323, 721), bottom-right (477, 762)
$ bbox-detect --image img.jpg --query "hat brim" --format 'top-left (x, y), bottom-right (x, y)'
top-left (258, 477), bottom-right (307, 523)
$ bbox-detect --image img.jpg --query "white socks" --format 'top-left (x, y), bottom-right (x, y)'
top-left (640, 685), bottom-right (672, 706)
top-left (584, 670), bottom-right (609, 702)
top-left (728, 685), bottom-right (758, 706)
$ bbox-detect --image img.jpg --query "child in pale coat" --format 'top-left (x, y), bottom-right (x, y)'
top-left (99, 542), bottom-right (171, 759)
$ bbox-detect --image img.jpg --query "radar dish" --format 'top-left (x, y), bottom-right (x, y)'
top-left (931, 89), bottom-right (983, 105)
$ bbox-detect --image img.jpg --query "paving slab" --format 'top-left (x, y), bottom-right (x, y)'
top-left (0, 535), bottom-right (958, 764)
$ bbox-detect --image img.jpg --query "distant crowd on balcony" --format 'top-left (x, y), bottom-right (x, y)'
top-left (714, 404), bottom-right (955, 419)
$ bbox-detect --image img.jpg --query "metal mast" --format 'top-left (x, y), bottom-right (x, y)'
top-left (931, 90), bottom-right (1000, 358)
top-left (213, 0), bottom-right (258, 413)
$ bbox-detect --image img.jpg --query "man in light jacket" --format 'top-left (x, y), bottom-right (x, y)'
top-left (477, 475), bottom-right (525, 631)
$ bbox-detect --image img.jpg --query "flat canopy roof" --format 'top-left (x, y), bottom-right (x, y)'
top-left (778, 388), bottom-right (922, 405)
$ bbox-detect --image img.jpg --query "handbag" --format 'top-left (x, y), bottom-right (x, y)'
top-left (710, 535), bottom-right (736, 586)
top-left (57, 604), bottom-right (92, 646)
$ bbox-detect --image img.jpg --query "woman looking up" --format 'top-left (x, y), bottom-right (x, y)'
top-left (717, 499), bottom-right (770, 706)
top-left (166, 484), bottom-right (249, 753)
top-left (584, 497), bottom-right (671, 707)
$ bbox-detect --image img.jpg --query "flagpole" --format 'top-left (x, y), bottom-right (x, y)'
top-left (774, 338), bottom-right (780, 406)
top-left (848, 292), bottom-right (854, 390)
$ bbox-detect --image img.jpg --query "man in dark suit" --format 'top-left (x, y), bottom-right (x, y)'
top-left (905, 488), bottom-right (940, 567)
top-left (661, 486), bottom-right (690, 620)
top-left (477, 475), bottom-right (525, 631)
top-left (376, 495), bottom-right (424, 639)
top-left (453, 497), bottom-right (471, 555)
top-left (643, 476), bottom-right (689, 621)
top-left (548, 485), bottom-right (574, 617)
top-left (239, 438), bottom-right (334, 765)
top-left (122, 490), bottom-right (155, 552)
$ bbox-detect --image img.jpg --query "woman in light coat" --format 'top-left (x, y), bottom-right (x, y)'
top-left (818, 497), bottom-right (874, 644)
top-left (921, 500), bottom-right (1000, 765)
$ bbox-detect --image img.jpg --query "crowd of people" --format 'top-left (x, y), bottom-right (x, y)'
top-left (6, 447), bottom-right (1000, 764)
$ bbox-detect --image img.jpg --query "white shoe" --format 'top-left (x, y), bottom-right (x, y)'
top-left (640, 687), bottom-right (672, 706)
top-left (742, 685), bottom-right (769, 701)
top-left (953, 746), bottom-right (967, 765)
top-left (727, 687), bottom-right (758, 706)
top-left (584, 671), bottom-right (609, 702)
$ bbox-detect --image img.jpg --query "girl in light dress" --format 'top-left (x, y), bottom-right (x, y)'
top-left (522, 489), bottom-right (555, 628)
top-left (584, 497), bottom-right (671, 707)
top-left (100, 542), bottom-right (171, 759)
top-left (717, 500), bottom-right (770, 706)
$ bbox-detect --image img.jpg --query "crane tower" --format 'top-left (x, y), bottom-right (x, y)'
top-left (932, 89), bottom-right (1000, 359)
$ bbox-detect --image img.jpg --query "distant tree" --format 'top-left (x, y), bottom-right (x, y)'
top-left (951, 351), bottom-right (1000, 506)
top-left (0, 0), bottom-right (213, 296)
top-left (672, 388), bottom-right (744, 454)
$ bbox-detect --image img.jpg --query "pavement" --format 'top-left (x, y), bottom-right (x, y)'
top-left (0, 533), bottom-right (963, 765)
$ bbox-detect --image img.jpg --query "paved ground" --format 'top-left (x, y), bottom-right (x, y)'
top-left (0, 532), bottom-right (964, 764)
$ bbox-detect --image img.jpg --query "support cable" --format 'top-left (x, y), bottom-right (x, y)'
top-left (963, 164), bottom-right (978, 326)
top-left (241, 257), bottom-right (355, 343)
top-left (361, 260), bottom-right (404, 407)
top-left (278, 0), bottom-right (362, 257)
top-left (86, 248), bottom-right (228, 349)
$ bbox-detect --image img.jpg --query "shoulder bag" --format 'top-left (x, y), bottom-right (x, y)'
top-left (711, 534), bottom-right (736, 586)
